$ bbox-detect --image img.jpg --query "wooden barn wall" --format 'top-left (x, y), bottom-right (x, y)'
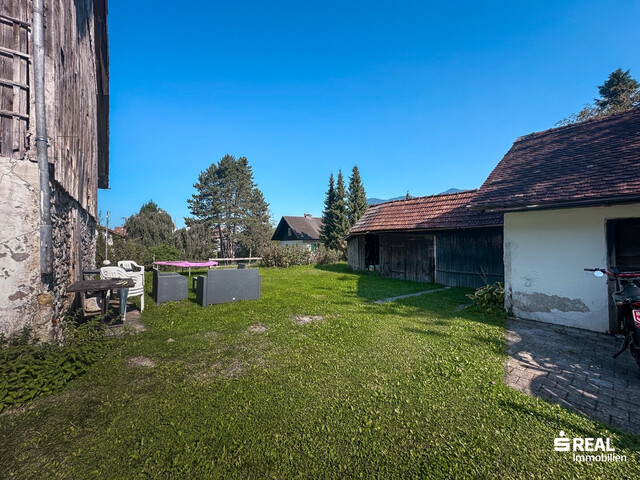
top-left (435, 227), bottom-right (503, 289)
top-left (347, 236), bottom-right (365, 271)
top-left (379, 233), bottom-right (434, 283)
top-left (45, 0), bottom-right (108, 217)
top-left (0, 1), bottom-right (30, 159)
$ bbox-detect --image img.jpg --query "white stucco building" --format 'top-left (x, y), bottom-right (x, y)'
top-left (470, 109), bottom-right (640, 333)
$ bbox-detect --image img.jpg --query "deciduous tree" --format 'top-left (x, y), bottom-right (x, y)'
top-left (124, 201), bottom-right (175, 249)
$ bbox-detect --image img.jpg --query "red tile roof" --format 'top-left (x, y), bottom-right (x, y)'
top-left (349, 190), bottom-right (503, 235)
top-left (470, 108), bottom-right (640, 211)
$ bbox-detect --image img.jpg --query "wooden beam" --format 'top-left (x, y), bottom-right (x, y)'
top-left (0, 14), bottom-right (30, 28)
top-left (0, 109), bottom-right (29, 120)
top-left (0, 77), bottom-right (29, 90)
top-left (0, 46), bottom-right (30, 60)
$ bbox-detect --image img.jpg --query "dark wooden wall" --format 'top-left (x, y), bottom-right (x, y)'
top-left (347, 236), bottom-right (365, 270)
top-left (435, 227), bottom-right (503, 288)
top-left (0, 1), bottom-right (30, 159)
top-left (380, 233), bottom-right (434, 282)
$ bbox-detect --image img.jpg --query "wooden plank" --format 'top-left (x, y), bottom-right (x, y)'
top-left (0, 13), bottom-right (30, 28)
top-left (0, 44), bottom-right (30, 59)
top-left (0, 76), bottom-right (28, 89)
top-left (0, 108), bottom-right (28, 119)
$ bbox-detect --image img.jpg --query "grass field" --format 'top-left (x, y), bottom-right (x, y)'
top-left (1, 264), bottom-right (639, 478)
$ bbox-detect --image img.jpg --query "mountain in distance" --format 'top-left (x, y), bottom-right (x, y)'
top-left (367, 188), bottom-right (465, 205)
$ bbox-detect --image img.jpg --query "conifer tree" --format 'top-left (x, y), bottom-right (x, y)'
top-left (320, 173), bottom-right (336, 248)
top-left (332, 170), bottom-right (350, 249)
top-left (347, 165), bottom-right (367, 227)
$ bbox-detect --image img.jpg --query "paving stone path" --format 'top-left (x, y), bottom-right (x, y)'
top-left (505, 317), bottom-right (640, 434)
top-left (374, 287), bottom-right (451, 304)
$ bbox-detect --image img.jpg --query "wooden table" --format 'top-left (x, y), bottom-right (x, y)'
top-left (67, 278), bottom-right (134, 323)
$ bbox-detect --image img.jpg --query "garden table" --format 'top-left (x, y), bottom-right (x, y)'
top-left (67, 278), bottom-right (134, 324)
top-left (153, 260), bottom-right (219, 276)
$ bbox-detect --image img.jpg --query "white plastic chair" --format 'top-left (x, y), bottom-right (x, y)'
top-left (100, 266), bottom-right (145, 320)
top-left (118, 260), bottom-right (145, 275)
top-left (116, 262), bottom-right (146, 312)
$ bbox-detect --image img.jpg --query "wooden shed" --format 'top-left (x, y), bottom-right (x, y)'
top-left (347, 191), bottom-right (503, 288)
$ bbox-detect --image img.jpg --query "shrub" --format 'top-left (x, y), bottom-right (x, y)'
top-left (260, 243), bottom-right (311, 268)
top-left (0, 320), bottom-right (110, 413)
top-left (310, 245), bottom-right (344, 265)
top-left (466, 282), bottom-right (505, 310)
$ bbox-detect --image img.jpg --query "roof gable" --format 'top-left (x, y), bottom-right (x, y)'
top-left (470, 108), bottom-right (640, 211)
top-left (272, 216), bottom-right (323, 241)
top-left (349, 190), bottom-right (502, 234)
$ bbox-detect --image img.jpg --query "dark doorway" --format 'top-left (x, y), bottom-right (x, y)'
top-left (364, 234), bottom-right (380, 268)
top-left (606, 217), bottom-right (640, 332)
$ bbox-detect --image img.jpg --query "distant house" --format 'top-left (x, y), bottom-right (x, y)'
top-left (272, 215), bottom-right (323, 251)
top-left (347, 191), bottom-right (503, 288)
top-left (470, 109), bottom-right (640, 333)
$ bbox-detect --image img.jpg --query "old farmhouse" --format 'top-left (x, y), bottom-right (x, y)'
top-left (347, 190), bottom-right (504, 288)
top-left (470, 108), bottom-right (640, 333)
top-left (0, 1), bottom-right (109, 338)
top-left (272, 214), bottom-right (323, 251)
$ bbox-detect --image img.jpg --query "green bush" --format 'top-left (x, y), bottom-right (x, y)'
top-left (0, 320), bottom-right (110, 413)
top-left (260, 243), bottom-right (345, 268)
top-left (310, 245), bottom-right (345, 265)
top-left (260, 243), bottom-right (311, 268)
top-left (466, 282), bottom-right (505, 310)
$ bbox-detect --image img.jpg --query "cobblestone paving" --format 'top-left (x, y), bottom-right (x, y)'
top-left (505, 318), bottom-right (640, 434)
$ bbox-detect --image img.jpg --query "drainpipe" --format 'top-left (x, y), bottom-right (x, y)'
top-left (33, 0), bottom-right (53, 275)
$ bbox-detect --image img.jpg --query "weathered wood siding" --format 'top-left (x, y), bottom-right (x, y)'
top-left (45, 0), bottom-right (108, 216)
top-left (435, 227), bottom-right (503, 288)
top-left (380, 233), bottom-right (434, 282)
top-left (0, 3), bottom-right (30, 159)
top-left (347, 236), bottom-right (365, 270)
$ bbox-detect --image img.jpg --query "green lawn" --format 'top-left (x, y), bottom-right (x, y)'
top-left (1, 264), bottom-right (639, 478)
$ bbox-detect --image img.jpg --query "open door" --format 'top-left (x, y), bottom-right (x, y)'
top-left (606, 217), bottom-right (640, 332)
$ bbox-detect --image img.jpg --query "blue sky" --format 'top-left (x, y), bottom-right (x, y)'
top-left (99, 0), bottom-right (640, 228)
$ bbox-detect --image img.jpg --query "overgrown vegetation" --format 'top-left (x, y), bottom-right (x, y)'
top-left (260, 243), bottom-right (343, 268)
top-left (467, 282), bottom-right (505, 310)
top-left (0, 320), bottom-right (109, 413)
top-left (1, 266), bottom-right (638, 478)
top-left (558, 68), bottom-right (640, 125)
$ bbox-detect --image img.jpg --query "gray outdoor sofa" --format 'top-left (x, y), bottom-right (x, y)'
top-left (152, 267), bottom-right (188, 304)
top-left (195, 268), bottom-right (261, 306)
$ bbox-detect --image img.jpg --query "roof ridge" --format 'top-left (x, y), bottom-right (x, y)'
top-left (371, 189), bottom-right (477, 207)
top-left (514, 107), bottom-right (640, 144)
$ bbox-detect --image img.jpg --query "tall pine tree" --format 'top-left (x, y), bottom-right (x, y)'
top-left (187, 154), bottom-right (271, 258)
top-left (332, 170), bottom-right (350, 251)
top-left (320, 173), bottom-right (336, 248)
top-left (347, 165), bottom-right (367, 227)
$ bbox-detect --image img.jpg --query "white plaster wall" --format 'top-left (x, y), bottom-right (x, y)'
top-left (0, 158), bottom-right (47, 337)
top-left (505, 203), bottom-right (640, 332)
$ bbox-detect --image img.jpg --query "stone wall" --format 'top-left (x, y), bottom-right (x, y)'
top-left (49, 183), bottom-right (97, 324)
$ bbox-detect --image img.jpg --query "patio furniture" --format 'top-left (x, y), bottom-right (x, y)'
top-left (100, 267), bottom-right (132, 320)
top-left (154, 260), bottom-right (218, 276)
top-left (118, 260), bottom-right (145, 275)
top-left (152, 267), bottom-right (188, 304)
top-left (67, 278), bottom-right (134, 325)
top-left (195, 268), bottom-right (261, 306)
